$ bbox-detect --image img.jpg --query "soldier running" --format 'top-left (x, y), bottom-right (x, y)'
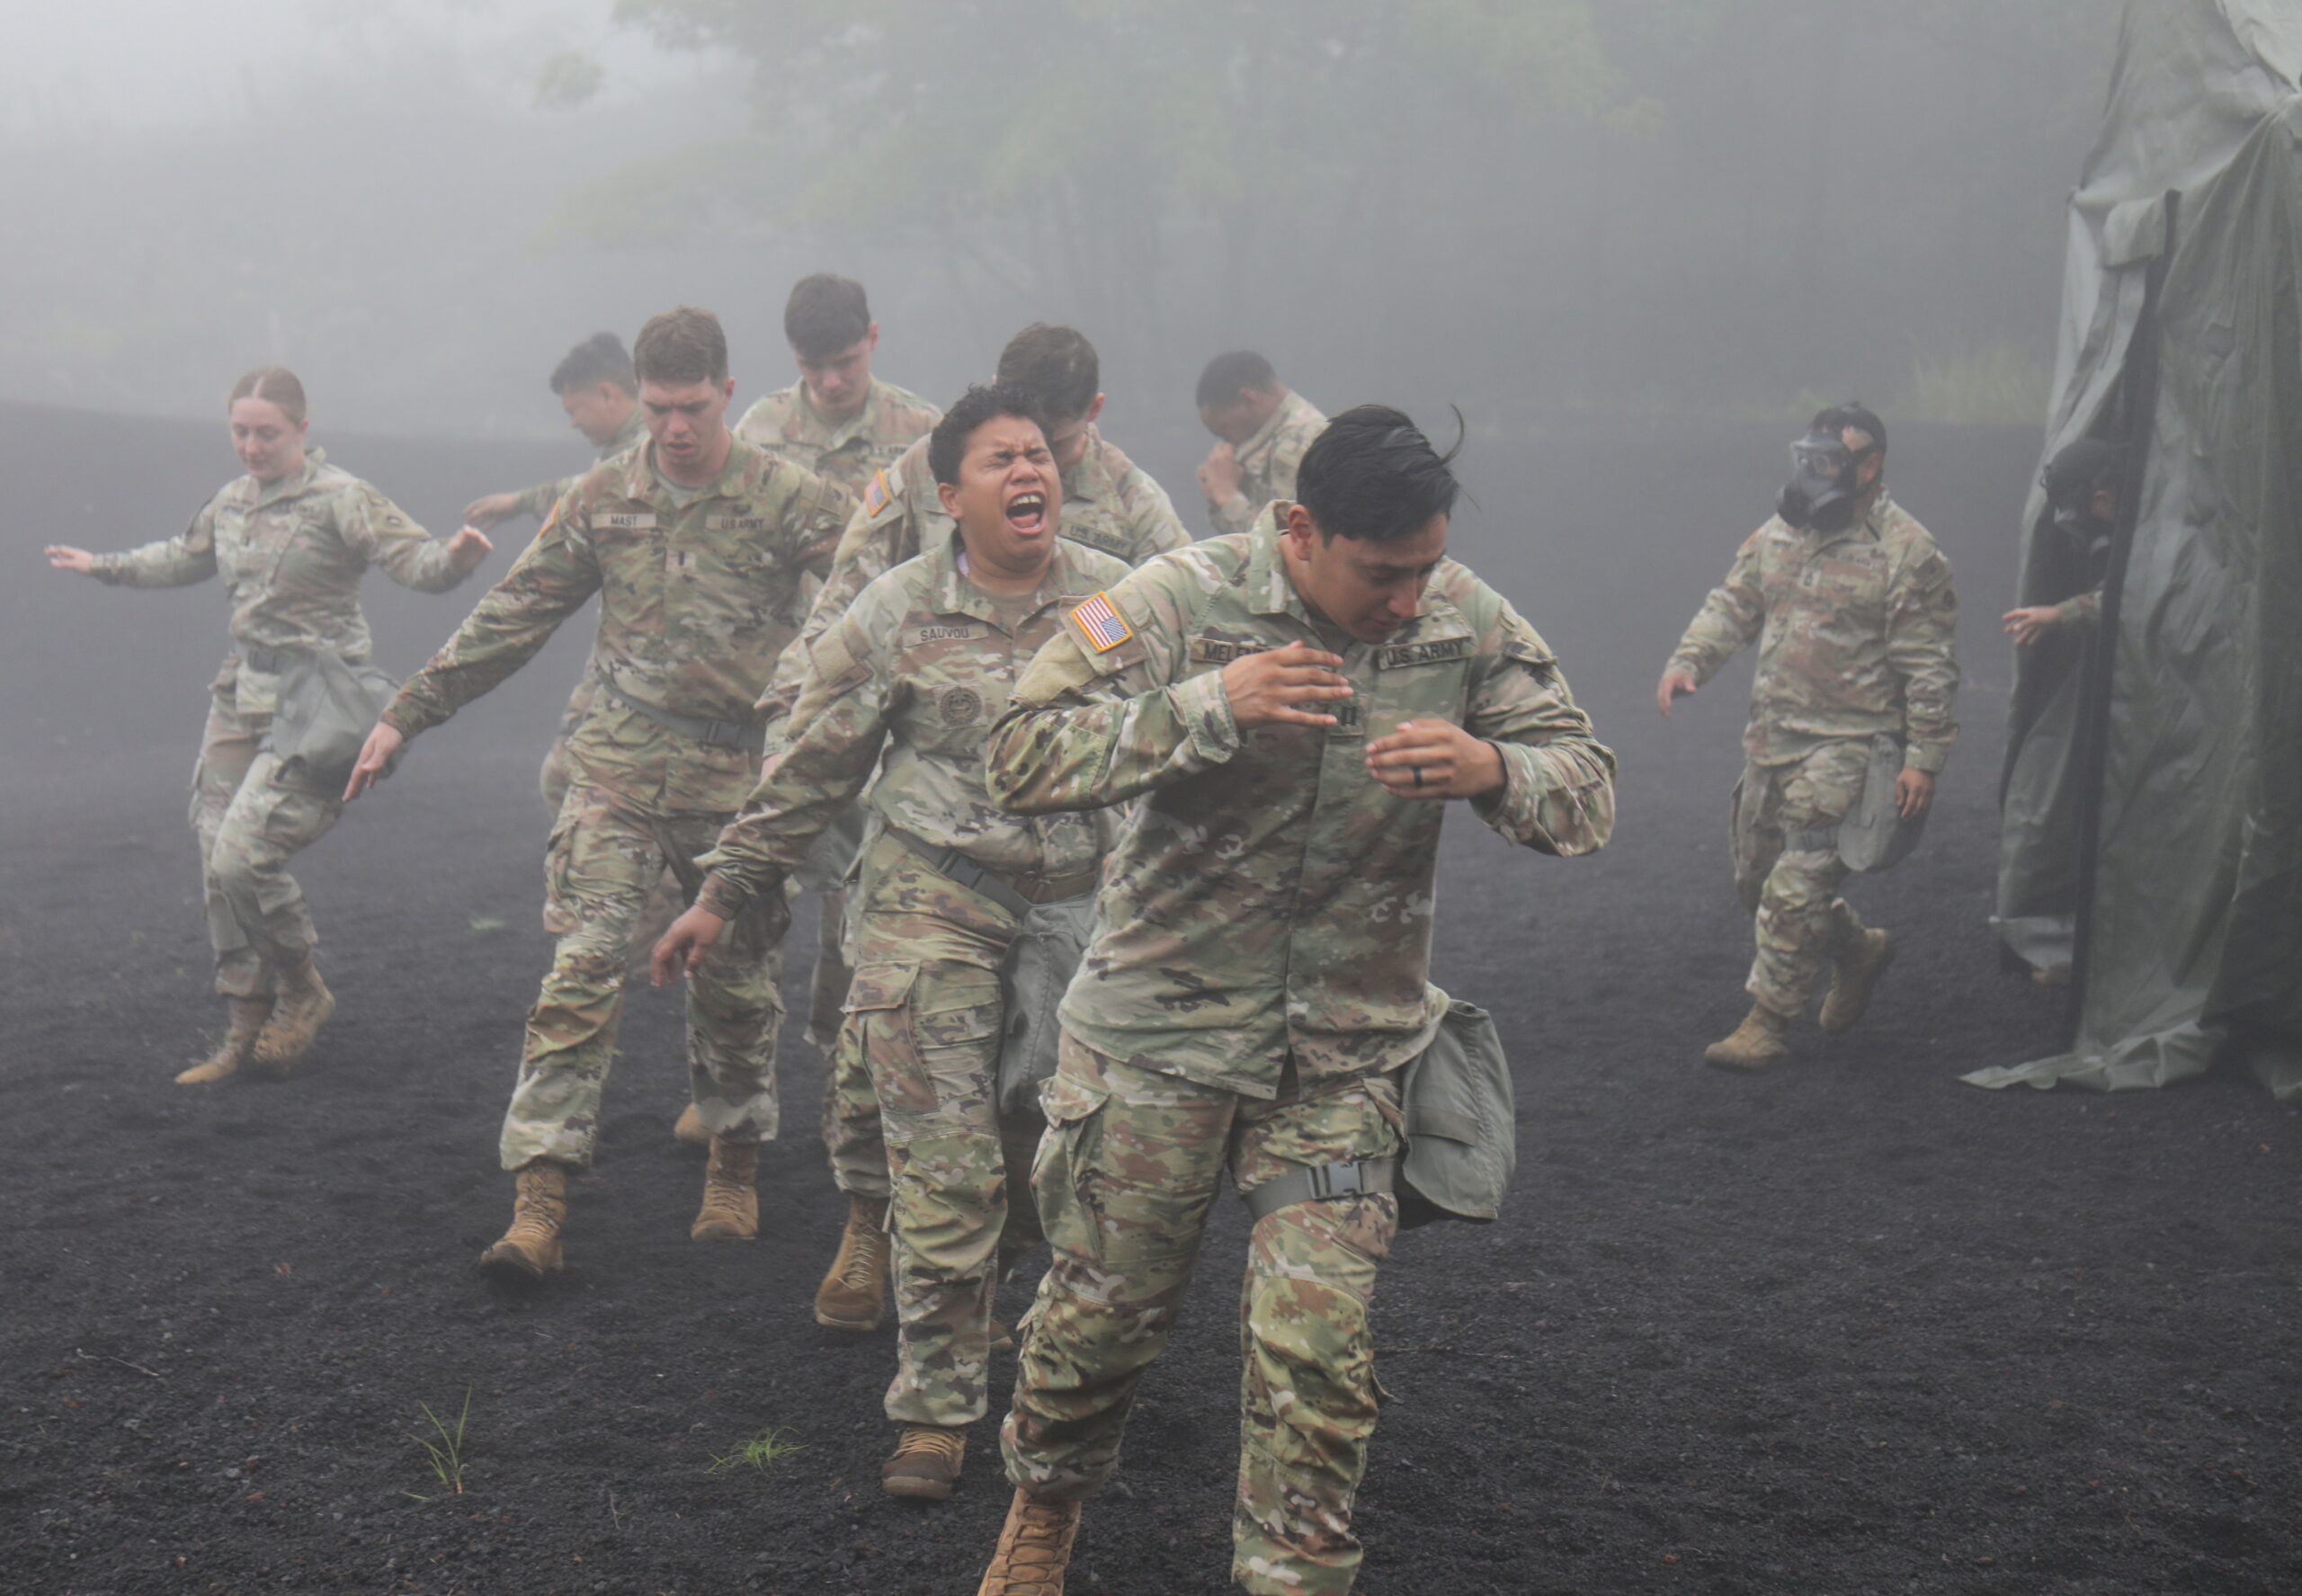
top-left (970, 405), bottom-right (1615, 1596)
top-left (1657, 403), bottom-right (1959, 1071)
top-left (342, 308), bottom-right (849, 1276)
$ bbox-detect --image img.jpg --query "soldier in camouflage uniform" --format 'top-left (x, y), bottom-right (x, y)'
top-left (45, 366), bottom-right (490, 1086)
top-left (657, 385), bottom-right (1130, 1502)
top-left (1658, 405), bottom-right (1959, 1071)
top-left (458, 333), bottom-right (649, 817)
top-left (1194, 351), bottom-right (1327, 538)
top-left (343, 309), bottom-right (848, 1277)
top-left (766, 324), bottom-right (1191, 1337)
top-left (968, 406), bottom-right (1616, 1596)
top-left (2004, 435), bottom-right (2120, 646)
top-left (663, 273), bottom-right (944, 1151)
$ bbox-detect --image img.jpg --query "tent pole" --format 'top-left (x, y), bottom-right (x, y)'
top-left (2065, 189), bottom-right (2179, 1040)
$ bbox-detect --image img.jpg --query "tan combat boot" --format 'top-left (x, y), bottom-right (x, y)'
top-left (1820, 928), bottom-right (1896, 1035)
top-left (672, 1103), bottom-right (710, 1148)
top-left (691, 1137), bottom-right (761, 1241)
top-left (175, 999), bottom-right (272, 1085)
top-left (1704, 1004), bottom-right (1791, 1072)
top-left (477, 1161), bottom-right (568, 1281)
top-left (977, 1488), bottom-right (1081, 1596)
top-left (249, 958), bottom-right (335, 1076)
top-left (814, 1195), bottom-right (890, 1331)
top-left (882, 1423), bottom-right (968, 1500)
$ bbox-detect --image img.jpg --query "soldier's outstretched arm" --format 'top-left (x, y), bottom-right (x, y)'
top-left (375, 493), bottom-right (603, 745)
top-left (1664, 528), bottom-right (1768, 690)
top-left (59, 500), bottom-right (220, 589)
top-left (344, 484), bottom-right (490, 592)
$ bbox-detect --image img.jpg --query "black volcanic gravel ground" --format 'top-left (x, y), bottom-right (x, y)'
top-left (3, 404), bottom-right (2296, 1596)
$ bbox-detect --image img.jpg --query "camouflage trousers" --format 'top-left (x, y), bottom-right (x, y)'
top-left (843, 835), bottom-right (1044, 1427)
top-left (1731, 740), bottom-right (1871, 1018)
top-left (1002, 1035), bottom-right (1405, 1596)
top-left (191, 688), bottom-right (344, 1000)
top-left (502, 780), bottom-right (787, 1172)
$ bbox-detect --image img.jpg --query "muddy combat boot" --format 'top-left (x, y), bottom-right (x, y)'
top-left (977, 1488), bottom-right (1081, 1596)
top-left (882, 1422), bottom-right (968, 1500)
top-left (672, 1102), bottom-right (710, 1148)
top-left (1820, 928), bottom-right (1896, 1035)
top-left (1704, 1004), bottom-right (1791, 1073)
top-left (175, 999), bottom-right (272, 1086)
top-left (815, 1195), bottom-right (890, 1331)
top-left (477, 1161), bottom-right (568, 1281)
top-left (691, 1138), bottom-right (761, 1241)
top-left (249, 958), bottom-right (334, 1076)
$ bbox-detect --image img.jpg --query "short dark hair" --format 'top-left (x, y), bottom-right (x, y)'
top-left (1294, 404), bottom-right (1464, 544)
top-left (2043, 435), bottom-right (2123, 505)
top-left (928, 384), bottom-right (1048, 487)
top-left (633, 307), bottom-right (728, 387)
top-left (995, 324), bottom-right (1099, 422)
top-left (549, 333), bottom-right (636, 397)
top-left (1812, 401), bottom-right (1887, 457)
top-left (784, 274), bottom-right (871, 361)
top-left (1196, 350), bottom-right (1279, 410)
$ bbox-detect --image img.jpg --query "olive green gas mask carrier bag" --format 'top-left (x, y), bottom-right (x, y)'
top-left (263, 648), bottom-right (401, 789)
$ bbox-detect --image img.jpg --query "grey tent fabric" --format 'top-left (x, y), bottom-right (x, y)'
top-left (1976, 0), bottom-right (2302, 1098)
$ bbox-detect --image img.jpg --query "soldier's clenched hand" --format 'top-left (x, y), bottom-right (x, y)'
top-left (653, 904), bottom-right (728, 985)
top-left (1197, 442), bottom-right (1243, 507)
top-left (444, 525), bottom-right (495, 574)
top-left (44, 545), bottom-right (95, 575)
top-left (1365, 719), bottom-right (1504, 801)
top-left (1656, 669), bottom-right (1698, 718)
top-left (1221, 641), bottom-right (1352, 731)
top-left (342, 723), bottom-right (404, 801)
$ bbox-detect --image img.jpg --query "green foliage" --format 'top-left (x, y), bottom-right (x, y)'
top-left (405, 1389), bottom-right (472, 1501)
top-left (467, 915), bottom-right (507, 934)
top-left (706, 1425), bottom-right (807, 1475)
top-left (1899, 339), bottom-right (2055, 428)
top-left (534, 49), bottom-right (607, 111)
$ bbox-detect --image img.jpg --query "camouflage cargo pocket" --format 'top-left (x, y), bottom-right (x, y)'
top-left (1031, 1071), bottom-right (1110, 1267)
top-left (1038, 1069), bottom-right (1206, 1281)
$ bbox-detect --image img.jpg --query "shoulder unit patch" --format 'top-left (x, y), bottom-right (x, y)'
top-left (1066, 591), bottom-right (1135, 654)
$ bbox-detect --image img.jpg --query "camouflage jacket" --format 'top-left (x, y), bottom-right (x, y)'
top-left (1208, 389), bottom-right (1327, 537)
top-left (2054, 585), bottom-right (2102, 629)
top-left (513, 406), bottom-right (648, 523)
top-left (697, 531), bottom-right (1134, 918)
top-left (91, 448), bottom-right (471, 712)
top-left (383, 438), bottom-right (846, 813)
top-left (1666, 492), bottom-right (1960, 773)
top-left (756, 425), bottom-right (1191, 744)
top-left (733, 377), bottom-right (941, 503)
top-left (984, 504), bottom-right (1617, 1098)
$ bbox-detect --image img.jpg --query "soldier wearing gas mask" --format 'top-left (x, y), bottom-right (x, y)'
top-left (1657, 404), bottom-right (1960, 1071)
top-left (2004, 436), bottom-right (2120, 646)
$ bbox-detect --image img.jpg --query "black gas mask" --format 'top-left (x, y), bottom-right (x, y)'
top-left (2048, 495), bottom-right (2114, 563)
top-left (2041, 436), bottom-right (2123, 565)
top-left (1775, 427), bottom-right (1875, 534)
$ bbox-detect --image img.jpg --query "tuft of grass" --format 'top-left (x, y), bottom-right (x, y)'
top-left (467, 915), bottom-right (508, 935)
top-left (405, 1389), bottom-right (472, 1500)
top-left (1898, 339), bottom-right (2054, 428)
top-left (707, 1426), bottom-right (807, 1476)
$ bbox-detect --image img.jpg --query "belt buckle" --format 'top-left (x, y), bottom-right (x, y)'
top-left (1307, 1162), bottom-right (1365, 1200)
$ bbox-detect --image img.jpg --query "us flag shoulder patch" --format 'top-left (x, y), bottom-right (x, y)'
top-left (861, 469), bottom-right (891, 517)
top-left (1066, 592), bottom-right (1135, 654)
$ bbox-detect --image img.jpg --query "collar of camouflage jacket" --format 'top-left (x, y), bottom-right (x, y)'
top-left (613, 434), bottom-right (761, 506)
top-left (1233, 388), bottom-right (1304, 469)
top-left (246, 447), bottom-right (329, 508)
top-left (1060, 426), bottom-right (1114, 508)
top-left (1803, 489), bottom-right (1896, 554)
top-left (927, 525), bottom-right (1088, 629)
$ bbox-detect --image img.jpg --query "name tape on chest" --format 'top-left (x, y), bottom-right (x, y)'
top-left (1377, 638), bottom-right (1471, 669)
top-left (1061, 522), bottom-right (1129, 555)
top-left (1066, 592), bottom-right (1135, 654)
top-left (704, 513), bottom-right (772, 534)
top-left (1188, 636), bottom-right (1274, 665)
top-left (596, 511), bottom-right (658, 532)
